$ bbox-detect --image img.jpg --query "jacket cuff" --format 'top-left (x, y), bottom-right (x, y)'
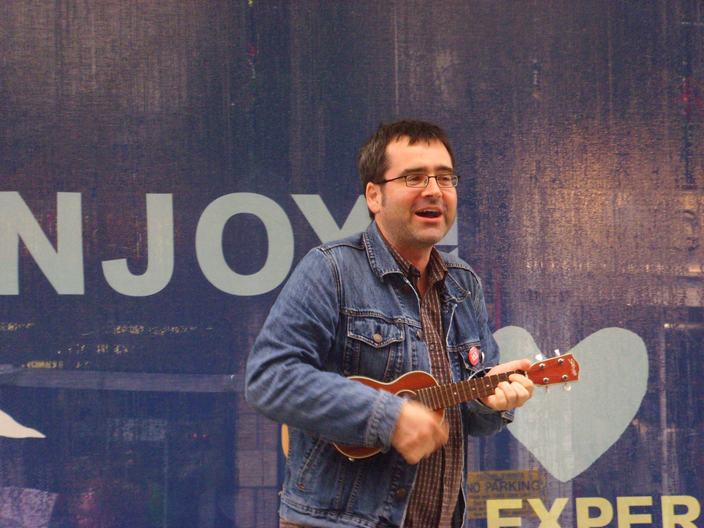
top-left (466, 399), bottom-right (512, 421)
top-left (368, 389), bottom-right (406, 449)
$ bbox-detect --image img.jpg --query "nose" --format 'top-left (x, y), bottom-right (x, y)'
top-left (421, 176), bottom-right (443, 197)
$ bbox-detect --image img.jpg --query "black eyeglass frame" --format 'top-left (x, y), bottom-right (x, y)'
top-left (378, 174), bottom-right (460, 188)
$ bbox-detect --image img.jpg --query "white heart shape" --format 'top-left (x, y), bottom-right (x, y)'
top-left (495, 326), bottom-right (648, 482)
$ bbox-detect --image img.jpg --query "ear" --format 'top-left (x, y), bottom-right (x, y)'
top-left (366, 182), bottom-right (382, 216)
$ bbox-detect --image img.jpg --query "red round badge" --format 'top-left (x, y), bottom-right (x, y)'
top-left (468, 346), bottom-right (480, 366)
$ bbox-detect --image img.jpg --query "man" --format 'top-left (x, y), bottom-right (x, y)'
top-left (246, 120), bottom-right (534, 528)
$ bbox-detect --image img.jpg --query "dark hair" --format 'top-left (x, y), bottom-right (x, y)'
top-left (358, 120), bottom-right (455, 191)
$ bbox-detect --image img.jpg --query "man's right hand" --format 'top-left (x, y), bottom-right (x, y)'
top-left (391, 400), bottom-right (448, 465)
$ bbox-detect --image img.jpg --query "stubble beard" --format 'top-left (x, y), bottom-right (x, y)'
top-left (377, 190), bottom-right (455, 253)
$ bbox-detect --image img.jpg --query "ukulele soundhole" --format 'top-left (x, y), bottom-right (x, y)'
top-left (396, 389), bottom-right (419, 401)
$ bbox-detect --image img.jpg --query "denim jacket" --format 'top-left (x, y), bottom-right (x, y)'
top-left (245, 222), bottom-right (509, 528)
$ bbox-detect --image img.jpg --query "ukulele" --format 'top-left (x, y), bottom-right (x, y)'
top-left (334, 353), bottom-right (580, 459)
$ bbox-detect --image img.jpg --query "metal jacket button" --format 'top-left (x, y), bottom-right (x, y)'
top-left (396, 488), bottom-right (407, 499)
top-left (373, 333), bottom-right (383, 343)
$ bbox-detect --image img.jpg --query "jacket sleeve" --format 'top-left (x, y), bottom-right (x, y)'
top-left (245, 248), bottom-right (405, 449)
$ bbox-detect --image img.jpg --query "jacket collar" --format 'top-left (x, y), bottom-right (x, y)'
top-left (362, 221), bottom-right (472, 303)
top-left (362, 222), bottom-right (406, 280)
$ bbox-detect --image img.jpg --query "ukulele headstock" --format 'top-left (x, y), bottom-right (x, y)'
top-left (526, 351), bottom-right (579, 391)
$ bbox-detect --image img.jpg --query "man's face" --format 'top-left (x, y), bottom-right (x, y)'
top-left (366, 136), bottom-right (457, 257)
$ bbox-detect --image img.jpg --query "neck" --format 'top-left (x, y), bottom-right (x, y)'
top-left (376, 224), bottom-right (434, 274)
top-left (400, 247), bottom-right (432, 276)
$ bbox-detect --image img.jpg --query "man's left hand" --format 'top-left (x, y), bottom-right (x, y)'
top-left (479, 359), bottom-right (534, 411)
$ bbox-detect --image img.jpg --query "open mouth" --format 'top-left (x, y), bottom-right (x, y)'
top-left (415, 209), bottom-right (442, 219)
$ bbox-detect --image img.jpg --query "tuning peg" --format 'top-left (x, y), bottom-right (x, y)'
top-left (535, 354), bottom-right (545, 361)
top-left (563, 384), bottom-right (571, 392)
top-left (554, 349), bottom-right (561, 356)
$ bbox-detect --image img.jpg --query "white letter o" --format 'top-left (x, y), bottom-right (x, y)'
top-left (196, 193), bottom-right (294, 296)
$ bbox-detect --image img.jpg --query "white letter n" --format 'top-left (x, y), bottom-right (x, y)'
top-left (0, 192), bottom-right (84, 295)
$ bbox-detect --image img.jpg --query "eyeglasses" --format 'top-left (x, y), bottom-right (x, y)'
top-left (379, 174), bottom-right (460, 188)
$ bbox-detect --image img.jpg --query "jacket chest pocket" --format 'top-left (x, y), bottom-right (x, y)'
top-left (343, 315), bottom-right (405, 382)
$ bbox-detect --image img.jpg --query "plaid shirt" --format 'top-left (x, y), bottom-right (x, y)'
top-left (385, 244), bottom-right (463, 528)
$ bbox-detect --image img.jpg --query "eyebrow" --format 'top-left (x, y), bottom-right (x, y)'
top-left (400, 165), bottom-right (454, 175)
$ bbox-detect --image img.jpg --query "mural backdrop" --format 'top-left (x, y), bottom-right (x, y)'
top-left (1, 1), bottom-right (703, 527)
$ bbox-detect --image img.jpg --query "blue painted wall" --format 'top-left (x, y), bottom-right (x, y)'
top-left (1, 1), bottom-right (702, 526)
